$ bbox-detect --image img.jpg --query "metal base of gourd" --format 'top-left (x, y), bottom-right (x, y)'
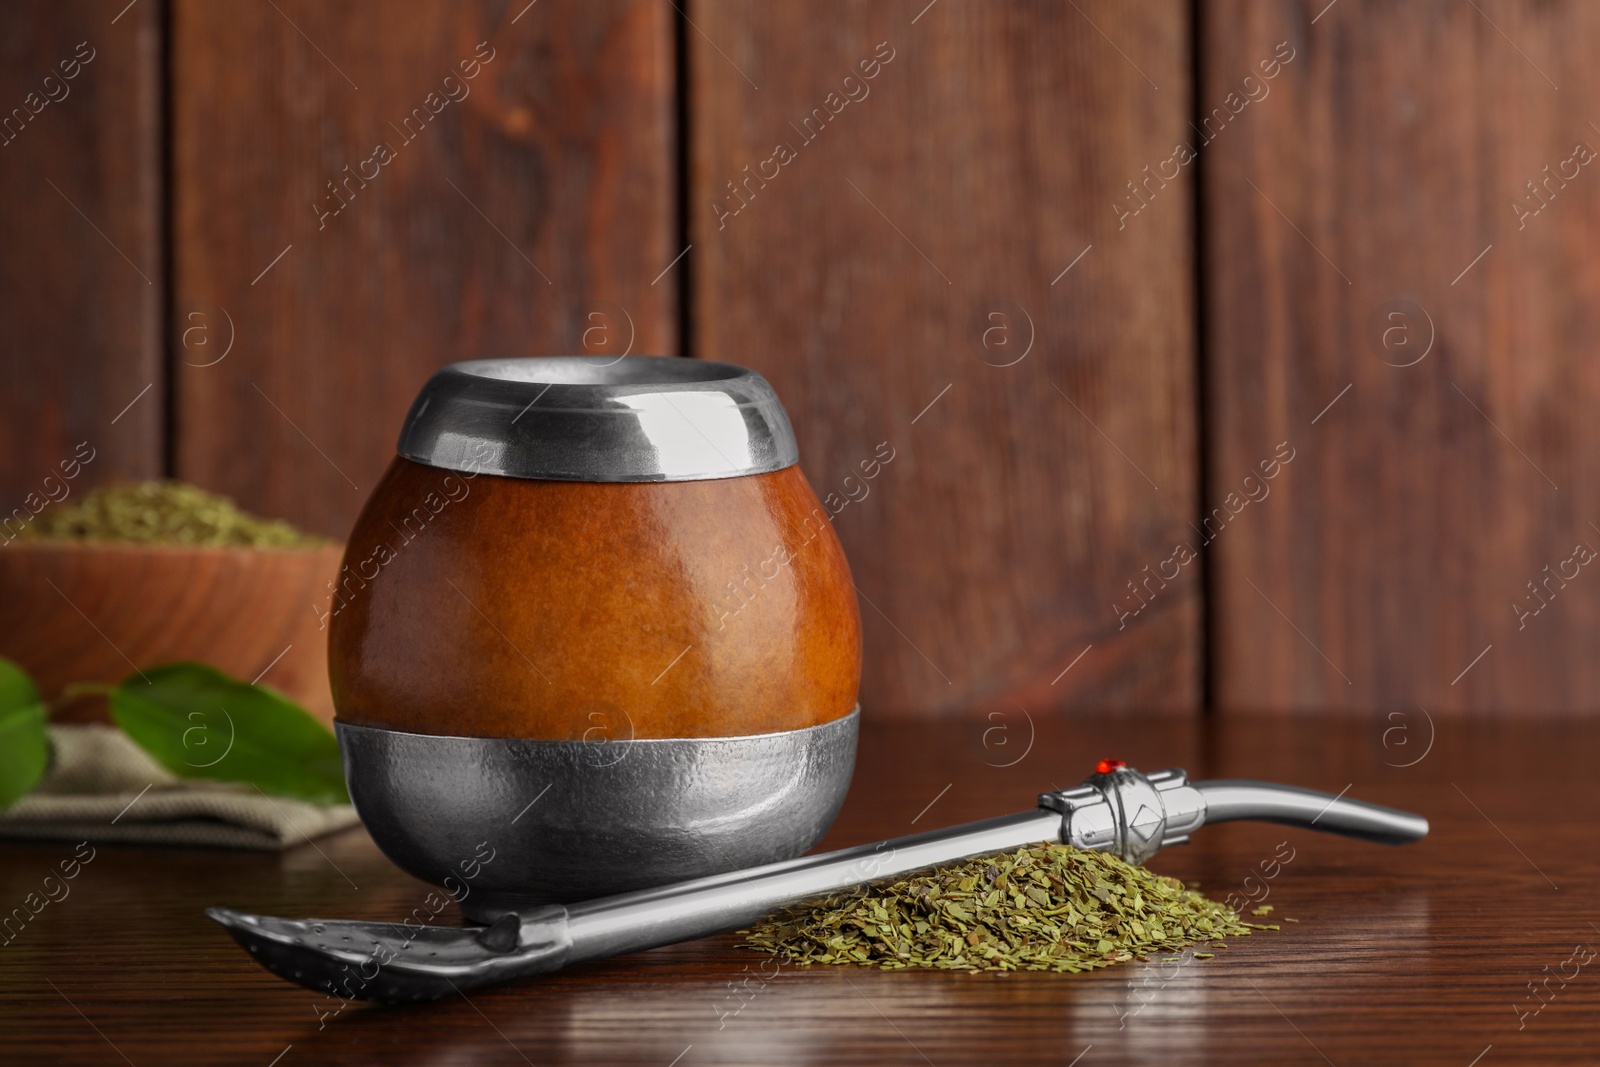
top-left (335, 710), bottom-right (859, 923)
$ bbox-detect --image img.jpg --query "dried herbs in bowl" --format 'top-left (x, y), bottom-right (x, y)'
top-left (17, 481), bottom-right (326, 548)
top-left (743, 843), bottom-right (1276, 973)
top-left (1, 481), bottom-right (342, 726)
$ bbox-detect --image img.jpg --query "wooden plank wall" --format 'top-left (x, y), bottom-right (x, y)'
top-left (7, 0), bottom-right (1598, 717)
top-left (0, 0), bottom-right (162, 522)
top-left (688, 0), bottom-right (1200, 715)
top-left (1202, 0), bottom-right (1600, 714)
top-left (171, 0), bottom-right (677, 535)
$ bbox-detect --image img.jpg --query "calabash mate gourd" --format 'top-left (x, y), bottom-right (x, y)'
top-left (328, 357), bottom-right (862, 918)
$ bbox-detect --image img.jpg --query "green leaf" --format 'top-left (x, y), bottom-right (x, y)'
top-left (108, 662), bottom-right (348, 805)
top-left (0, 658), bottom-right (50, 808)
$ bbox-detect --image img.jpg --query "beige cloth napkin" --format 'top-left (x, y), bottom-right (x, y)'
top-left (0, 724), bottom-right (362, 850)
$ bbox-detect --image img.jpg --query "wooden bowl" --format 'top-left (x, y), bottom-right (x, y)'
top-left (0, 541), bottom-right (342, 725)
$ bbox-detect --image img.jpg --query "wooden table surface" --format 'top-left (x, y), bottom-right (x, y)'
top-left (1, 711), bottom-right (1593, 1066)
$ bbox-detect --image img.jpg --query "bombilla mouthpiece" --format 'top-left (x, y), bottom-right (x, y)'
top-left (1039, 763), bottom-right (1428, 865)
top-left (1191, 779), bottom-right (1430, 844)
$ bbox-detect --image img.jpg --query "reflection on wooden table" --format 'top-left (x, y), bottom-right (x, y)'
top-left (0, 712), bottom-right (1594, 1066)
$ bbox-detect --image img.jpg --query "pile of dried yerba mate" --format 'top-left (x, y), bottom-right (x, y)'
top-left (744, 843), bottom-right (1278, 973)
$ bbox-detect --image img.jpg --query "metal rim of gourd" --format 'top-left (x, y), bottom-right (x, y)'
top-left (397, 355), bottom-right (800, 483)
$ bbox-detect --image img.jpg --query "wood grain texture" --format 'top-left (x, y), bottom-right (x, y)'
top-left (0, 712), bottom-right (1591, 1065)
top-left (0, 542), bottom-right (342, 724)
top-left (170, 0), bottom-right (678, 540)
top-left (688, 1), bottom-right (1201, 717)
top-left (0, 0), bottom-right (162, 510)
top-left (330, 459), bottom-right (860, 739)
top-left (1202, 0), bottom-right (1600, 713)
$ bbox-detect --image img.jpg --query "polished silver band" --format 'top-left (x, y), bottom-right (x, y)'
top-left (337, 709), bottom-right (859, 921)
top-left (395, 356), bottom-right (800, 483)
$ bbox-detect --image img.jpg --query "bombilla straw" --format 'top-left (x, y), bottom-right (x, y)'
top-left (1195, 779), bottom-right (1430, 845)
top-left (209, 762), bottom-right (1427, 1004)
